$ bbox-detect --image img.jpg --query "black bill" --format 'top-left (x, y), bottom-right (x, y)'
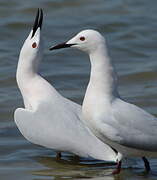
top-left (31, 8), bottom-right (43, 38)
top-left (49, 42), bottom-right (76, 50)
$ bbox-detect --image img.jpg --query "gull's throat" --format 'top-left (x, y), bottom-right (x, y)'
top-left (88, 45), bottom-right (118, 99)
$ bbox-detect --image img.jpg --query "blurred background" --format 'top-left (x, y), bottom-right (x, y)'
top-left (0, 0), bottom-right (157, 179)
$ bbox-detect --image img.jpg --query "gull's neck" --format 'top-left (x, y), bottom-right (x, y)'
top-left (87, 43), bottom-right (118, 102)
top-left (16, 52), bottom-right (41, 84)
top-left (16, 43), bottom-right (43, 108)
top-left (16, 50), bottom-right (41, 109)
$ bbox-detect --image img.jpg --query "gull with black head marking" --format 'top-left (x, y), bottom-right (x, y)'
top-left (50, 29), bottom-right (157, 174)
top-left (14, 11), bottom-right (117, 163)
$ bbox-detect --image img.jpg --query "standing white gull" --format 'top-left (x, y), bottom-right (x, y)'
top-left (14, 11), bottom-right (117, 162)
top-left (50, 29), bottom-right (156, 174)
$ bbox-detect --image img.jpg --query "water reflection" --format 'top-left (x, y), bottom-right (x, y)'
top-left (33, 155), bottom-right (116, 179)
top-left (29, 155), bottom-right (157, 180)
top-left (76, 176), bottom-right (115, 180)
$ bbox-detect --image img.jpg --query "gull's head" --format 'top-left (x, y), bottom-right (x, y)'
top-left (50, 29), bottom-right (105, 54)
top-left (19, 9), bottom-right (43, 61)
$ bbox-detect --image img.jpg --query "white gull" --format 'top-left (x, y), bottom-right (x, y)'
top-left (14, 11), bottom-right (117, 162)
top-left (50, 29), bottom-right (156, 173)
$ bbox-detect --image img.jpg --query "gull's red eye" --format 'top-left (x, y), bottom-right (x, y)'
top-left (32, 42), bottom-right (37, 48)
top-left (80, 36), bottom-right (85, 41)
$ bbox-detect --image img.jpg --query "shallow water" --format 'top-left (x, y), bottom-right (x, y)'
top-left (0, 0), bottom-right (157, 179)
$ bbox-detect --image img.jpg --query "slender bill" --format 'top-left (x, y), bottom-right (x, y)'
top-left (49, 42), bottom-right (76, 50)
top-left (31, 8), bottom-right (43, 38)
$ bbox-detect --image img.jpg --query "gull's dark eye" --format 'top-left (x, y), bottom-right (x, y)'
top-left (32, 42), bottom-right (37, 48)
top-left (80, 36), bottom-right (85, 41)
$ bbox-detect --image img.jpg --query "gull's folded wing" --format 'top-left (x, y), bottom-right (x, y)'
top-left (102, 99), bottom-right (157, 152)
top-left (14, 108), bottom-right (35, 142)
top-left (14, 103), bottom-right (117, 162)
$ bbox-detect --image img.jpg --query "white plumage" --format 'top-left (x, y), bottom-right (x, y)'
top-left (14, 10), bottom-right (117, 162)
top-left (50, 29), bottom-right (157, 173)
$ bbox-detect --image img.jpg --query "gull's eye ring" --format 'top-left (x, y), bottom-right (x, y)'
top-left (32, 42), bottom-right (37, 48)
top-left (80, 36), bottom-right (85, 41)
